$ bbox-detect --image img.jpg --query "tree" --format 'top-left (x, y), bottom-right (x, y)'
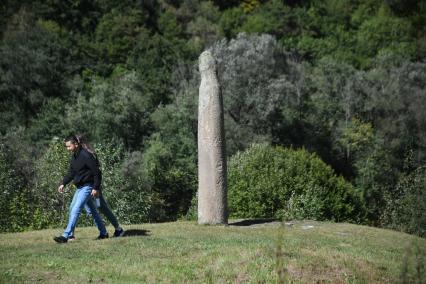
top-left (382, 166), bottom-right (426, 237)
top-left (239, 0), bottom-right (294, 38)
top-left (179, 0), bottom-right (222, 52)
top-left (210, 33), bottom-right (291, 155)
top-left (0, 9), bottom-right (71, 134)
top-left (142, 76), bottom-right (199, 221)
top-left (356, 4), bottom-right (416, 68)
top-left (94, 8), bottom-right (147, 67)
top-left (302, 58), bottom-right (361, 175)
top-left (361, 60), bottom-right (426, 170)
top-left (64, 68), bottom-right (155, 149)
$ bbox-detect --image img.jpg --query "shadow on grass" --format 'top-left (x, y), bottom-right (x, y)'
top-left (122, 229), bottom-right (150, 237)
top-left (229, 219), bottom-right (278, 226)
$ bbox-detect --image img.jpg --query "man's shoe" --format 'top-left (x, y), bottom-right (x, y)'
top-left (68, 236), bottom-right (76, 241)
top-left (54, 236), bottom-right (68, 243)
top-left (96, 233), bottom-right (109, 240)
top-left (113, 228), bottom-right (125, 237)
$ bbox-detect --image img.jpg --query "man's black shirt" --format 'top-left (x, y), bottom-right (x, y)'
top-left (62, 148), bottom-right (101, 190)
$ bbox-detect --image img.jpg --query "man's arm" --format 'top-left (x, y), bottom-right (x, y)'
top-left (59, 160), bottom-right (74, 192)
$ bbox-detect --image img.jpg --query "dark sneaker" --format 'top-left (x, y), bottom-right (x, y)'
top-left (54, 236), bottom-right (68, 243)
top-left (68, 236), bottom-right (76, 241)
top-left (96, 233), bottom-right (109, 240)
top-left (113, 228), bottom-right (125, 237)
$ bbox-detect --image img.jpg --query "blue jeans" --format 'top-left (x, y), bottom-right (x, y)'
top-left (63, 185), bottom-right (107, 238)
top-left (96, 194), bottom-right (120, 229)
top-left (69, 191), bottom-right (120, 234)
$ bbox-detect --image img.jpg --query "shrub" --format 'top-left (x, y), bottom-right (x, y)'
top-left (109, 149), bottom-right (151, 224)
top-left (0, 142), bottom-right (31, 232)
top-left (0, 143), bottom-right (15, 231)
top-left (381, 166), bottom-right (426, 237)
top-left (228, 144), bottom-right (363, 221)
top-left (184, 194), bottom-right (198, 221)
top-left (141, 135), bottom-right (197, 222)
top-left (33, 138), bottom-right (73, 228)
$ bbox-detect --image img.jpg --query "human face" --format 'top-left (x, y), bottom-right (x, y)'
top-left (65, 141), bottom-right (79, 153)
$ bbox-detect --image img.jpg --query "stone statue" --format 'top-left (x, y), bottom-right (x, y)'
top-left (197, 50), bottom-right (228, 225)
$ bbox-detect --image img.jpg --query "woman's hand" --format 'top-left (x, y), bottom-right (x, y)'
top-left (91, 189), bottom-right (99, 198)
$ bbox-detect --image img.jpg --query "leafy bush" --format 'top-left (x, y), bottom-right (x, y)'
top-left (228, 144), bottom-right (363, 221)
top-left (0, 144), bottom-right (14, 230)
top-left (184, 194), bottom-right (198, 221)
top-left (106, 149), bottom-right (151, 224)
top-left (381, 167), bottom-right (426, 237)
top-left (141, 134), bottom-right (197, 222)
top-left (0, 142), bottom-right (30, 232)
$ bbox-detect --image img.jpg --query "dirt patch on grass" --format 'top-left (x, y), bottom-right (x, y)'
top-left (286, 263), bottom-right (353, 283)
top-left (29, 271), bottom-right (62, 283)
top-left (234, 270), bottom-right (249, 283)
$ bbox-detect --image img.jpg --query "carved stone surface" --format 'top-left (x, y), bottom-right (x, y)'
top-left (197, 50), bottom-right (228, 225)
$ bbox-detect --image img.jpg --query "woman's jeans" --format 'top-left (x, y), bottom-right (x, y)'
top-left (63, 185), bottom-right (107, 238)
top-left (96, 194), bottom-right (120, 229)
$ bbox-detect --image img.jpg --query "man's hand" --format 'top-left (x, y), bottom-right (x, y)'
top-left (58, 184), bottom-right (65, 193)
top-left (91, 189), bottom-right (99, 198)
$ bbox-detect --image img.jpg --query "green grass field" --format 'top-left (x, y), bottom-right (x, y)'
top-left (0, 220), bottom-right (424, 283)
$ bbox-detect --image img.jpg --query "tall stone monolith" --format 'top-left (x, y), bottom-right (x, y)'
top-left (197, 50), bottom-right (228, 225)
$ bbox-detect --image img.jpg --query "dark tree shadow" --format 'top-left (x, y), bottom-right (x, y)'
top-left (228, 219), bottom-right (278, 226)
top-left (122, 229), bottom-right (150, 237)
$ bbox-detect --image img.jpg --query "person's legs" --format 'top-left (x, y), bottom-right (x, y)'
top-left (69, 191), bottom-right (78, 213)
top-left (98, 193), bottom-right (119, 229)
top-left (62, 185), bottom-right (93, 238)
top-left (68, 192), bottom-right (79, 240)
top-left (69, 197), bottom-right (106, 240)
top-left (69, 199), bottom-right (93, 240)
top-left (85, 198), bottom-right (108, 237)
top-left (98, 193), bottom-right (124, 237)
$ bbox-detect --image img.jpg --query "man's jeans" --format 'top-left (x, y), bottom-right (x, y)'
top-left (69, 192), bottom-right (120, 231)
top-left (63, 185), bottom-right (107, 238)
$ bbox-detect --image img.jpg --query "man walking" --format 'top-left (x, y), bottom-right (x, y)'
top-left (67, 134), bottom-right (125, 240)
top-left (53, 135), bottom-right (108, 243)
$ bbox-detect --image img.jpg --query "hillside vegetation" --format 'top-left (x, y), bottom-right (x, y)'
top-left (1, 0), bottom-right (425, 237)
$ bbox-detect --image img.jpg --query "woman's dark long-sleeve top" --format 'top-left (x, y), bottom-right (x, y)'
top-left (62, 147), bottom-right (102, 190)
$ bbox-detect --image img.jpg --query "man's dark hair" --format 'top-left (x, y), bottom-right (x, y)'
top-left (64, 135), bottom-right (79, 144)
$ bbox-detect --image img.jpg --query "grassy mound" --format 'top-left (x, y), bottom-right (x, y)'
top-left (0, 221), bottom-right (424, 283)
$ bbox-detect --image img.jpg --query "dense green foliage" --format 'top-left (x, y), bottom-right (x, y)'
top-left (0, 0), bottom-right (425, 236)
top-left (228, 144), bottom-right (363, 221)
top-left (0, 142), bottom-right (28, 232)
top-left (382, 166), bottom-right (426, 237)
